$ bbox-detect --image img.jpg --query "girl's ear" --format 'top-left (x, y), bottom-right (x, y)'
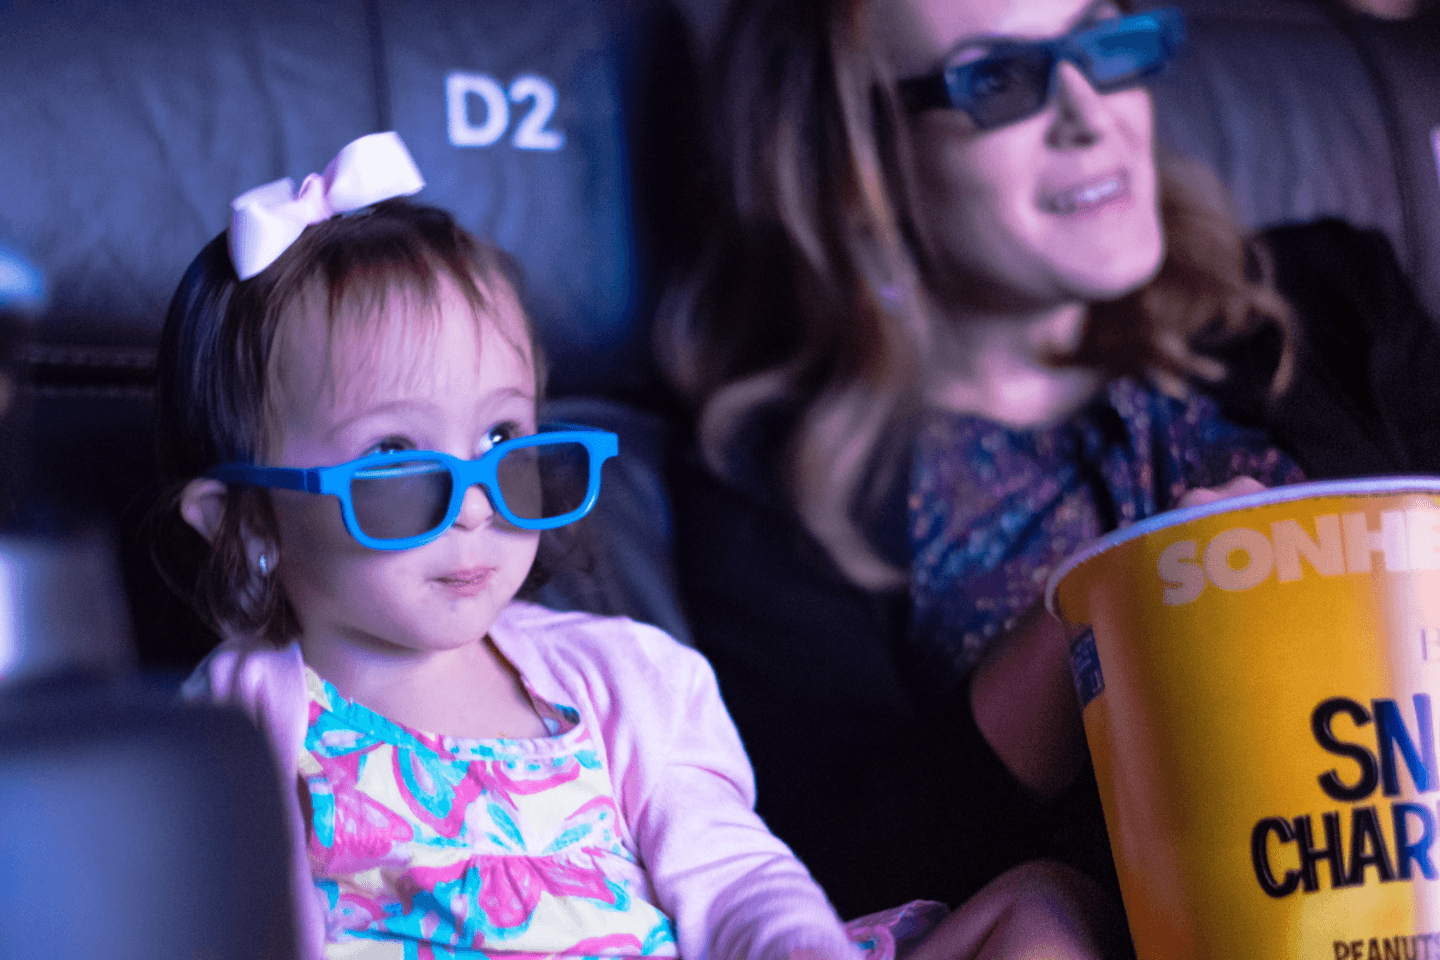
top-left (180, 479), bottom-right (273, 573)
top-left (179, 478), bottom-right (228, 544)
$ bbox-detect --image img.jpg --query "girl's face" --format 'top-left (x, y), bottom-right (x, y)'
top-left (877, 0), bottom-right (1165, 313)
top-left (265, 278), bottom-right (541, 662)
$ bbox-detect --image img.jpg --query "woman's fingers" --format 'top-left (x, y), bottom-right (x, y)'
top-left (1176, 475), bottom-right (1267, 509)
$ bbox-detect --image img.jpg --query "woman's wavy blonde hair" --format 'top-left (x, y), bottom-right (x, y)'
top-left (656, 0), bottom-right (1294, 589)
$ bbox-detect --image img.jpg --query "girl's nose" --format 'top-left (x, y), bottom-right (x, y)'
top-left (451, 482), bottom-right (496, 531)
top-left (1045, 61), bottom-right (1104, 150)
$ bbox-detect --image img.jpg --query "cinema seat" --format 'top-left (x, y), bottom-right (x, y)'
top-left (0, 682), bottom-right (298, 960)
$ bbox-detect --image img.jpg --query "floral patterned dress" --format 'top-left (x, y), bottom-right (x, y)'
top-left (301, 666), bottom-right (679, 959)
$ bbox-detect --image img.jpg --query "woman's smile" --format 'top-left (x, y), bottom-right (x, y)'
top-left (887, 0), bottom-right (1164, 309)
top-left (1038, 168), bottom-right (1130, 216)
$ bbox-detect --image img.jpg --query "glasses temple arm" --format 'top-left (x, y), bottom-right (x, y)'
top-left (208, 464), bottom-right (322, 493)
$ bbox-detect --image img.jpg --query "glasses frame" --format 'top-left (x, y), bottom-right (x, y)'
top-left (207, 423), bottom-right (619, 551)
top-left (897, 8), bottom-right (1185, 129)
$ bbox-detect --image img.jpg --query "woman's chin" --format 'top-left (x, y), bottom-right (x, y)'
top-left (1076, 268), bottom-right (1159, 303)
top-left (1060, 241), bottom-right (1165, 303)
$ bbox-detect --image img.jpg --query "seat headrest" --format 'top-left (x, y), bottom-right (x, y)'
top-left (1149, 0), bottom-right (1440, 320)
top-left (0, 0), bottom-right (664, 395)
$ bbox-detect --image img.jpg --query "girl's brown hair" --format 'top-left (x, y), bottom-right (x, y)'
top-left (152, 200), bottom-right (547, 645)
top-left (657, 0), bottom-right (1293, 588)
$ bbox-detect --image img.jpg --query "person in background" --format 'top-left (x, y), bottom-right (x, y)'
top-left (657, 0), bottom-right (1440, 926)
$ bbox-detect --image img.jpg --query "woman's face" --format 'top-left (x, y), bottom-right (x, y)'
top-left (877, 0), bottom-right (1165, 313)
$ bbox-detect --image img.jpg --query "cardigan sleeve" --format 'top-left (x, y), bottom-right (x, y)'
top-left (569, 617), bottom-right (859, 960)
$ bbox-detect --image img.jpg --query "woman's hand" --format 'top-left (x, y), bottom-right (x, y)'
top-left (1175, 475), bottom-right (1266, 509)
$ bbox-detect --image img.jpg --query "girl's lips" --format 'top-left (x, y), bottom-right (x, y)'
top-left (434, 566), bottom-right (494, 596)
top-left (1039, 170), bottom-right (1131, 215)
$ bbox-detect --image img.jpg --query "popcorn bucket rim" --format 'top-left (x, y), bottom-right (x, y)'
top-left (1042, 475), bottom-right (1440, 621)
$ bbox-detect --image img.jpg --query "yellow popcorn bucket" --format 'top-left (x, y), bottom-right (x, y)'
top-left (1046, 478), bottom-right (1440, 960)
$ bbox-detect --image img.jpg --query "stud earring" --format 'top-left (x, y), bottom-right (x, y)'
top-left (257, 553), bottom-right (270, 576)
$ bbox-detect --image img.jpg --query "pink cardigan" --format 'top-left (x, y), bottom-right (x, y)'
top-left (182, 600), bottom-right (855, 960)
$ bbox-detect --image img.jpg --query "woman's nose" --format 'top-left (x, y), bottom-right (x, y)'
top-left (1045, 61), bottom-right (1104, 149)
top-left (451, 482), bottom-right (497, 531)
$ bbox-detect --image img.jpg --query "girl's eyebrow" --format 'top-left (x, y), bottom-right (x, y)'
top-left (932, 0), bottom-right (1120, 67)
top-left (482, 386), bottom-right (536, 407)
top-left (472, 386), bottom-right (539, 424)
top-left (322, 387), bottom-right (538, 444)
top-left (322, 398), bottom-right (438, 443)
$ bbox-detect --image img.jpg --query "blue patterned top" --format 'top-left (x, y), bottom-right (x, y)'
top-left (907, 376), bottom-right (1303, 683)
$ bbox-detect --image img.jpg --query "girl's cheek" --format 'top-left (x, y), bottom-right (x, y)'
top-left (1107, 88), bottom-right (1156, 153)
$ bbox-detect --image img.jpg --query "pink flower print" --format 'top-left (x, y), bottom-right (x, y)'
top-left (394, 747), bottom-right (485, 838)
top-left (411, 946), bottom-right (460, 960)
top-left (314, 726), bottom-right (374, 755)
top-left (397, 857), bottom-right (544, 939)
top-left (570, 933), bottom-right (647, 956)
top-left (393, 859), bottom-right (490, 945)
top-left (563, 795), bottom-right (622, 838)
top-left (475, 855), bottom-right (623, 930)
top-left (328, 891), bottom-right (390, 938)
top-left (469, 754), bottom-right (585, 807)
top-left (397, 854), bottom-right (624, 947)
top-left (309, 750), bottom-right (414, 875)
top-left (474, 858), bottom-right (542, 932)
top-left (329, 792), bottom-right (413, 871)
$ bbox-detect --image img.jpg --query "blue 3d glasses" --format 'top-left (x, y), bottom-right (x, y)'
top-left (898, 8), bottom-right (1184, 129)
top-left (208, 425), bottom-right (618, 550)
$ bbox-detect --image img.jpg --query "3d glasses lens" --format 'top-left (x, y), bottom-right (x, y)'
top-left (496, 442), bottom-right (591, 522)
top-left (350, 459), bottom-right (452, 541)
top-left (1074, 20), bottom-right (1170, 90)
top-left (954, 48), bottom-right (1054, 127)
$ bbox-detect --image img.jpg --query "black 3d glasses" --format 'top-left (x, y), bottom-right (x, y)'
top-left (898, 8), bottom-right (1184, 130)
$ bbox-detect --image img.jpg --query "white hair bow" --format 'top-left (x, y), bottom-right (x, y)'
top-left (227, 131), bottom-right (426, 281)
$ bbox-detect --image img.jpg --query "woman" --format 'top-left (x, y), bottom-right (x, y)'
top-left (658, 0), bottom-right (1440, 922)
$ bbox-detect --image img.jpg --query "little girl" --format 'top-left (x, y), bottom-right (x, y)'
top-left (156, 133), bottom-right (1122, 960)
